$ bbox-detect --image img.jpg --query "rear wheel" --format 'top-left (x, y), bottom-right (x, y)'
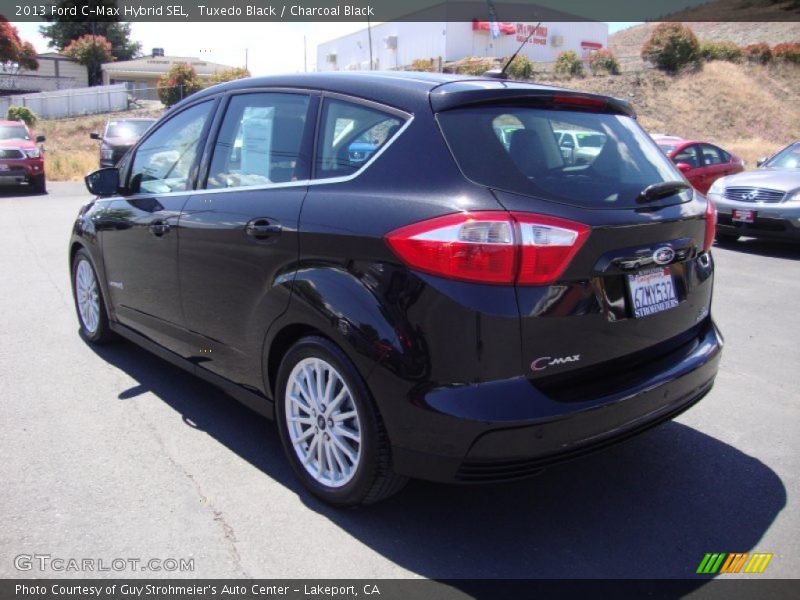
top-left (275, 336), bottom-right (407, 507)
top-left (31, 174), bottom-right (46, 194)
top-left (71, 249), bottom-right (114, 343)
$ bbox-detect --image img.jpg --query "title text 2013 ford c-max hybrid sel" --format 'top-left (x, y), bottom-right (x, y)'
top-left (71, 72), bottom-right (723, 506)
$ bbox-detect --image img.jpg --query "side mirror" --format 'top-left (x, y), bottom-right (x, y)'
top-left (35, 134), bottom-right (45, 143)
top-left (756, 157), bottom-right (767, 167)
top-left (85, 168), bottom-right (120, 196)
top-left (90, 132), bottom-right (101, 140)
top-left (675, 162), bottom-right (692, 173)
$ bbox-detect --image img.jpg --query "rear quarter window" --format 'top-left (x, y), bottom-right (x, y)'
top-left (315, 98), bottom-right (406, 180)
top-left (437, 105), bottom-right (689, 209)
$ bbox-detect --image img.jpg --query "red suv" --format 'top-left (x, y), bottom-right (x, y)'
top-left (656, 138), bottom-right (744, 195)
top-left (0, 120), bottom-right (46, 193)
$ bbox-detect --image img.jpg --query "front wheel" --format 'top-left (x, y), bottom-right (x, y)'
top-left (31, 174), bottom-right (46, 194)
top-left (71, 249), bottom-right (114, 343)
top-left (275, 336), bottom-right (407, 507)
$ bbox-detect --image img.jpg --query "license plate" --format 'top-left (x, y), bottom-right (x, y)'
top-left (628, 267), bottom-right (679, 318)
top-left (732, 209), bottom-right (756, 223)
top-left (0, 164), bottom-right (8, 171)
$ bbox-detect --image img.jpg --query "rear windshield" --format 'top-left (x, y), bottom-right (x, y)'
top-left (437, 106), bottom-right (690, 209)
top-left (106, 120), bottom-right (154, 138)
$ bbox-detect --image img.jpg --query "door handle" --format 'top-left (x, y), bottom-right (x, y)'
top-left (246, 219), bottom-right (282, 239)
top-left (149, 221), bottom-right (170, 237)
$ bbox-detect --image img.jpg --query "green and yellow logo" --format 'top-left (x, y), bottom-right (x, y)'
top-left (696, 552), bottom-right (773, 574)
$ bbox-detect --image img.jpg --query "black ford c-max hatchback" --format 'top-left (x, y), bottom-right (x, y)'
top-left (71, 72), bottom-right (723, 506)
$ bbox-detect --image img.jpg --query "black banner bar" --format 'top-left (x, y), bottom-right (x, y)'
top-left (2, 0), bottom-right (799, 23)
top-left (2, 579), bottom-right (800, 600)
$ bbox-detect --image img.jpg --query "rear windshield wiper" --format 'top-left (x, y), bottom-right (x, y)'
top-left (637, 181), bottom-right (690, 203)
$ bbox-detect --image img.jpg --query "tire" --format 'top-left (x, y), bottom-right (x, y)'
top-left (31, 174), bottom-right (46, 194)
top-left (71, 249), bottom-right (114, 343)
top-left (275, 336), bottom-right (407, 507)
top-left (716, 233), bottom-right (739, 244)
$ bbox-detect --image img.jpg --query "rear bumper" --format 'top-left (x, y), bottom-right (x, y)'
top-left (390, 319), bottom-right (723, 483)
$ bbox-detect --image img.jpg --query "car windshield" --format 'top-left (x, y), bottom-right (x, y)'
top-left (658, 144), bottom-right (677, 154)
top-left (438, 105), bottom-right (689, 209)
top-left (0, 125), bottom-right (30, 141)
top-left (764, 142), bottom-right (800, 169)
top-left (106, 120), bottom-right (154, 138)
top-left (575, 132), bottom-right (605, 148)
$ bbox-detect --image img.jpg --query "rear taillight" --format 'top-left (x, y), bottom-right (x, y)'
top-left (385, 212), bottom-right (589, 285)
top-left (514, 214), bottom-right (590, 284)
top-left (703, 198), bottom-right (717, 252)
top-left (384, 212), bottom-right (515, 284)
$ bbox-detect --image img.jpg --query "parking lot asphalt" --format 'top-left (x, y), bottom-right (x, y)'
top-left (1, 182), bottom-right (798, 581)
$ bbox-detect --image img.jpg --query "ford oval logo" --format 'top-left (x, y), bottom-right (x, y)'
top-left (653, 246), bottom-right (675, 265)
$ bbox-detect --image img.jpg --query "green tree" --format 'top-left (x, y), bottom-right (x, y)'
top-left (6, 106), bottom-right (37, 126)
top-left (62, 34), bottom-right (114, 86)
top-left (554, 50), bottom-right (584, 77)
top-left (0, 17), bottom-right (39, 71)
top-left (699, 41), bottom-right (742, 63)
top-left (742, 43), bottom-right (772, 65)
top-left (772, 43), bottom-right (800, 65)
top-left (40, 1), bottom-right (141, 66)
top-left (641, 23), bottom-right (700, 73)
top-left (505, 55), bottom-right (535, 80)
top-left (588, 49), bottom-right (620, 75)
top-left (206, 67), bottom-right (251, 86)
top-left (158, 63), bottom-right (202, 107)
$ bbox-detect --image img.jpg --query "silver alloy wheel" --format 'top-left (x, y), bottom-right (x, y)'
top-left (285, 357), bottom-right (362, 488)
top-left (75, 259), bottom-right (100, 334)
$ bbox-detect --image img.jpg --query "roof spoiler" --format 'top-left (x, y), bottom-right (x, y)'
top-left (429, 84), bottom-right (636, 118)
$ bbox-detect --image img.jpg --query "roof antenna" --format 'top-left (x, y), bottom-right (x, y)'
top-left (483, 21), bottom-right (541, 79)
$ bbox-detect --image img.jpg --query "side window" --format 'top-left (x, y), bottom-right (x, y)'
top-left (702, 144), bottom-right (724, 165)
top-left (673, 145), bottom-right (701, 169)
top-left (206, 92), bottom-right (311, 189)
top-left (315, 98), bottom-right (404, 180)
top-left (128, 101), bottom-right (213, 195)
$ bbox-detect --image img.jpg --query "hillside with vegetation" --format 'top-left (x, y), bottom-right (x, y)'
top-left (535, 60), bottom-right (799, 166)
top-left (36, 107), bottom-right (163, 181)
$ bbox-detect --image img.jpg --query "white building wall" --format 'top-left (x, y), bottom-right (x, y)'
top-left (31, 57), bottom-right (89, 88)
top-left (448, 22), bottom-right (607, 64)
top-left (318, 21), bottom-right (608, 72)
top-left (318, 22), bottom-right (447, 71)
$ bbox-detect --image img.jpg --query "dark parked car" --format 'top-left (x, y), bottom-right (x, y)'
top-left (71, 72), bottom-right (723, 506)
top-left (90, 118), bottom-right (157, 168)
top-left (708, 141), bottom-right (800, 242)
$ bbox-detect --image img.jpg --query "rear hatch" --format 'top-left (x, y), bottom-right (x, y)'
top-left (433, 82), bottom-right (716, 397)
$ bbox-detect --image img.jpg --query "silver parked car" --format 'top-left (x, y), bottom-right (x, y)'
top-left (708, 141), bottom-right (800, 242)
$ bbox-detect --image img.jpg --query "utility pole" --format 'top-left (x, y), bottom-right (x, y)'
top-left (367, 16), bottom-right (373, 70)
top-left (245, 48), bottom-right (248, 71)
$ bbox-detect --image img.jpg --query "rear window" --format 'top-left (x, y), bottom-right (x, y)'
top-left (437, 106), bottom-right (690, 209)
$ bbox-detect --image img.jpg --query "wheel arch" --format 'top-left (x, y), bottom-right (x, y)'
top-left (262, 265), bottom-right (401, 400)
